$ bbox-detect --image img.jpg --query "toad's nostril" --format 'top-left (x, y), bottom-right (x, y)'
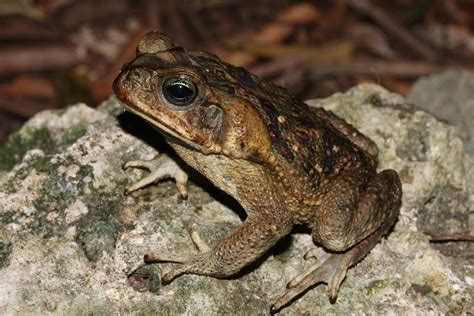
top-left (129, 69), bottom-right (142, 82)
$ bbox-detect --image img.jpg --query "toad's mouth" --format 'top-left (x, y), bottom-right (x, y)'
top-left (116, 96), bottom-right (210, 153)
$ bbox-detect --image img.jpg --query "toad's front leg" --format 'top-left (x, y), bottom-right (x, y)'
top-left (145, 214), bottom-right (292, 283)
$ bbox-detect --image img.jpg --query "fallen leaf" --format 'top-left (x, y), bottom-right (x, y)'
top-left (252, 22), bottom-right (295, 45)
top-left (0, 75), bottom-right (55, 99)
top-left (276, 3), bottom-right (320, 24)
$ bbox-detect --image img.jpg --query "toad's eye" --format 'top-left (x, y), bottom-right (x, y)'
top-left (162, 76), bottom-right (198, 106)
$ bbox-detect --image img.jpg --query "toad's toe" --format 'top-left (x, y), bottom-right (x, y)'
top-left (271, 253), bottom-right (350, 313)
top-left (124, 154), bottom-right (188, 198)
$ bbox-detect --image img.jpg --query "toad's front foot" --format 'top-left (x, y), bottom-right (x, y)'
top-left (144, 229), bottom-right (213, 283)
top-left (144, 216), bottom-right (292, 286)
top-left (123, 153), bottom-right (189, 198)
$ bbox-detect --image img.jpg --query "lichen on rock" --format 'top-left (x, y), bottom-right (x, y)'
top-left (0, 85), bottom-right (472, 314)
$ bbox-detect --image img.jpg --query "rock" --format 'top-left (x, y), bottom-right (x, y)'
top-left (408, 69), bottom-right (474, 155)
top-left (0, 84), bottom-right (472, 314)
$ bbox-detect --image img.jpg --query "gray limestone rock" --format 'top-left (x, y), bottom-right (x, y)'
top-left (408, 69), bottom-right (474, 155)
top-left (0, 84), bottom-right (472, 314)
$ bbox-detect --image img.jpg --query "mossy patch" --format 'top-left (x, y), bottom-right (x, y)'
top-left (366, 279), bottom-right (388, 297)
top-left (0, 128), bottom-right (54, 171)
top-left (396, 122), bottom-right (430, 162)
top-left (0, 122), bottom-right (87, 173)
top-left (0, 212), bottom-right (14, 226)
top-left (0, 241), bottom-right (12, 268)
top-left (28, 158), bottom-right (94, 236)
top-left (410, 283), bottom-right (434, 296)
top-left (35, 164), bottom-right (87, 210)
top-left (365, 94), bottom-right (384, 108)
top-left (416, 184), bottom-right (468, 234)
top-left (58, 123), bottom-right (88, 149)
top-left (75, 192), bottom-right (125, 261)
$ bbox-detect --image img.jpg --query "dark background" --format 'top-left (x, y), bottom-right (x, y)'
top-left (1, 0), bottom-right (473, 145)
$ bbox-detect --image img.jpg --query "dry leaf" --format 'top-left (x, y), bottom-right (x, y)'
top-left (252, 22), bottom-right (294, 45)
top-left (0, 75), bottom-right (55, 99)
top-left (239, 41), bottom-right (354, 63)
top-left (220, 51), bottom-right (257, 68)
top-left (276, 3), bottom-right (320, 24)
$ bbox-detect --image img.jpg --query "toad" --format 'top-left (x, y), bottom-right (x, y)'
top-left (113, 31), bottom-right (402, 312)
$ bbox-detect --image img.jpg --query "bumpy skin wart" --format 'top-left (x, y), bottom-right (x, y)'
top-left (113, 31), bottom-right (402, 312)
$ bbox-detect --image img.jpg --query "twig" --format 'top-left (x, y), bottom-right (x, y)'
top-left (0, 16), bottom-right (58, 41)
top-left (0, 96), bottom-right (58, 118)
top-left (309, 59), bottom-right (443, 78)
top-left (251, 55), bottom-right (307, 77)
top-left (423, 230), bottom-right (474, 242)
top-left (0, 44), bottom-right (83, 75)
top-left (231, 41), bottom-right (354, 63)
top-left (348, 0), bottom-right (438, 61)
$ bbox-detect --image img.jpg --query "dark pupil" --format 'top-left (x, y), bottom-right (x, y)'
top-left (163, 77), bottom-right (197, 106)
top-left (168, 83), bottom-right (191, 99)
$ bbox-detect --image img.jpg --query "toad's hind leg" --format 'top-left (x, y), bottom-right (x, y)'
top-left (271, 169), bottom-right (401, 313)
top-left (271, 222), bottom-right (391, 313)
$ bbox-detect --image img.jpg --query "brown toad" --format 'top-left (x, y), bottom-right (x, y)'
top-left (113, 31), bottom-right (402, 312)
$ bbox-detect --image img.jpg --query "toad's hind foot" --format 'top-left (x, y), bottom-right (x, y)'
top-left (271, 202), bottom-right (399, 314)
top-left (271, 252), bottom-right (349, 314)
top-left (123, 153), bottom-right (188, 198)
